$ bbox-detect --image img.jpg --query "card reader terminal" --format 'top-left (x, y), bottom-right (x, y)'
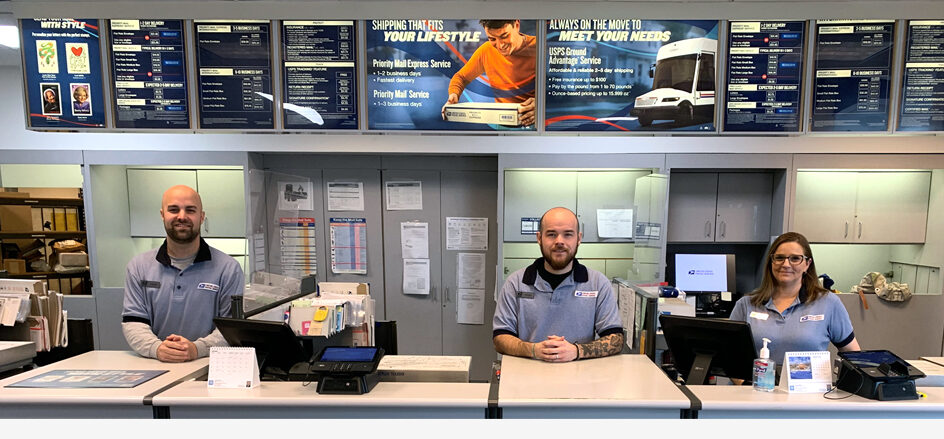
top-left (309, 346), bottom-right (385, 394)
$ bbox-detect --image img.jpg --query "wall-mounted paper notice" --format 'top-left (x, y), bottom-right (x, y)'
top-left (400, 222), bottom-right (429, 259)
top-left (597, 209), bottom-right (634, 238)
top-left (456, 253), bottom-right (486, 289)
top-left (446, 217), bottom-right (488, 250)
top-left (278, 180), bottom-right (314, 211)
top-left (403, 258), bottom-right (430, 295)
top-left (385, 181), bottom-right (423, 210)
top-left (327, 181), bottom-right (365, 211)
top-left (457, 289), bottom-right (485, 325)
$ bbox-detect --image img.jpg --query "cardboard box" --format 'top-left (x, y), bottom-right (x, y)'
top-left (376, 355), bottom-right (471, 383)
top-left (58, 251), bottom-right (88, 267)
top-left (0, 205), bottom-right (32, 232)
top-left (443, 102), bottom-right (520, 126)
top-left (3, 259), bottom-right (26, 274)
top-left (0, 279), bottom-right (44, 294)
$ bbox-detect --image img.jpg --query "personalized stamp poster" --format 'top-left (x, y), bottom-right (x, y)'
top-left (366, 19), bottom-right (538, 131)
top-left (545, 19), bottom-right (718, 132)
top-left (20, 19), bottom-right (106, 128)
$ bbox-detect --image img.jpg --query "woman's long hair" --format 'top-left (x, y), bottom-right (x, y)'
top-left (750, 232), bottom-right (828, 307)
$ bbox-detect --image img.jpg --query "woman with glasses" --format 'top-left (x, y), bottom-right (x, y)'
top-left (730, 232), bottom-right (860, 367)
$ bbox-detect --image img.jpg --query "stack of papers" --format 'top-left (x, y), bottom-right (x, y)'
top-left (0, 279), bottom-right (66, 351)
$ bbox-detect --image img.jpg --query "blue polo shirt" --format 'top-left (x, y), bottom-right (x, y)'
top-left (730, 291), bottom-right (855, 364)
top-left (493, 258), bottom-right (623, 344)
top-left (122, 238), bottom-right (244, 342)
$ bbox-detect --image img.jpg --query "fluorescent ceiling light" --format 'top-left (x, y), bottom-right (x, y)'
top-left (0, 25), bottom-right (18, 49)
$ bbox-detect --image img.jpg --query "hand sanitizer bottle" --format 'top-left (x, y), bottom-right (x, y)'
top-left (753, 338), bottom-right (775, 392)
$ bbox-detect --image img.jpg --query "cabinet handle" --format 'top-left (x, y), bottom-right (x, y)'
top-left (720, 221), bottom-right (726, 239)
top-left (444, 287), bottom-right (451, 304)
top-left (844, 221), bottom-right (849, 238)
top-left (431, 286), bottom-right (437, 302)
top-left (705, 221), bottom-right (711, 238)
top-left (204, 217), bottom-right (209, 234)
top-left (858, 222), bottom-right (863, 239)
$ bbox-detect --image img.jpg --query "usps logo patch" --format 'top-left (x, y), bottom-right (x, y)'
top-left (800, 314), bottom-right (824, 322)
top-left (575, 290), bottom-right (598, 298)
top-left (197, 282), bottom-right (220, 293)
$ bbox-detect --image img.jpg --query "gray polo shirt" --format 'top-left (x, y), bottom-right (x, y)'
top-left (122, 238), bottom-right (244, 342)
top-left (493, 258), bottom-right (623, 344)
top-left (730, 290), bottom-right (855, 364)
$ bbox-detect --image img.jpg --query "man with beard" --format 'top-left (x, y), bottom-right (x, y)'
top-left (493, 207), bottom-right (623, 362)
top-left (122, 185), bottom-right (243, 362)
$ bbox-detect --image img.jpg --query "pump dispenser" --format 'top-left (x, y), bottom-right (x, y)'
top-left (753, 338), bottom-right (776, 392)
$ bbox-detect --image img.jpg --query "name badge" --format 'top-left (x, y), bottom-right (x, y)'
top-left (143, 280), bottom-right (161, 289)
top-left (516, 291), bottom-right (534, 299)
top-left (198, 282), bottom-right (221, 293)
top-left (575, 290), bottom-right (598, 298)
top-left (749, 311), bottom-right (769, 321)
top-left (800, 314), bottom-right (824, 322)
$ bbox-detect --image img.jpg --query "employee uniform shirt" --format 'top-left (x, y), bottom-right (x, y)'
top-left (493, 258), bottom-right (623, 344)
top-left (122, 238), bottom-right (244, 342)
top-left (730, 291), bottom-right (855, 364)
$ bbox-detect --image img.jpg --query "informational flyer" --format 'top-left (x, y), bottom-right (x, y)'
top-left (545, 19), bottom-right (718, 132)
top-left (456, 252), bottom-right (486, 289)
top-left (277, 180), bottom-right (313, 211)
top-left (596, 209), bottom-right (633, 238)
top-left (457, 289), bottom-right (485, 325)
top-left (898, 20), bottom-right (944, 132)
top-left (366, 19), bottom-right (537, 131)
top-left (385, 181), bottom-right (423, 210)
top-left (281, 21), bottom-right (358, 129)
top-left (110, 19), bottom-right (190, 128)
top-left (330, 217), bottom-right (368, 274)
top-left (279, 217), bottom-right (316, 277)
top-left (8, 369), bottom-right (167, 388)
top-left (195, 20), bottom-right (274, 129)
top-left (811, 20), bottom-right (895, 132)
top-left (445, 217), bottom-right (488, 250)
top-left (327, 181), bottom-right (365, 211)
top-left (400, 222), bottom-right (429, 259)
top-left (724, 21), bottom-right (805, 132)
top-left (402, 258), bottom-right (430, 295)
top-left (20, 19), bottom-right (106, 128)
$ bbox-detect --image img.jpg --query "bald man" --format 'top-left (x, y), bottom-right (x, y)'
top-left (122, 185), bottom-right (244, 362)
top-left (493, 207), bottom-right (623, 362)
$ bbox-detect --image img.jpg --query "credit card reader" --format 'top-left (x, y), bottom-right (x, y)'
top-left (309, 346), bottom-right (385, 394)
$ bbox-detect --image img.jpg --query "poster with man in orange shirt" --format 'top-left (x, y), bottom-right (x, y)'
top-left (366, 19), bottom-right (537, 131)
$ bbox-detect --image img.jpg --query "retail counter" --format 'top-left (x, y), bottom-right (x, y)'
top-left (497, 354), bottom-right (692, 418)
top-left (0, 350), bottom-right (208, 418)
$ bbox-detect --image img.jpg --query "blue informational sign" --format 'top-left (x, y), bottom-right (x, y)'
top-left (545, 19), bottom-right (718, 132)
top-left (281, 21), bottom-right (358, 130)
top-left (898, 20), bottom-right (944, 132)
top-left (812, 20), bottom-right (895, 132)
top-left (724, 21), bottom-right (805, 132)
top-left (195, 20), bottom-right (274, 129)
top-left (110, 19), bottom-right (190, 129)
top-left (366, 19), bottom-right (537, 131)
top-left (20, 19), bottom-right (106, 128)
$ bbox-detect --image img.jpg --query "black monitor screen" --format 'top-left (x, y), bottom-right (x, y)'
top-left (660, 314), bottom-right (757, 385)
top-left (213, 317), bottom-right (310, 373)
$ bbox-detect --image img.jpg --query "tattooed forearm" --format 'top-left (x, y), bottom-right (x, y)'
top-left (575, 333), bottom-right (624, 359)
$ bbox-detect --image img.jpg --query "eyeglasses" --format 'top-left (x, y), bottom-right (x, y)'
top-left (771, 254), bottom-right (810, 265)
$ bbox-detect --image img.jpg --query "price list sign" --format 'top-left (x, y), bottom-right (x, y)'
top-left (724, 21), bottom-right (805, 132)
top-left (281, 21), bottom-right (358, 129)
top-left (109, 19), bottom-right (190, 128)
top-left (20, 19), bottom-right (106, 128)
top-left (811, 20), bottom-right (895, 132)
top-left (195, 20), bottom-right (274, 129)
top-left (898, 20), bottom-right (944, 132)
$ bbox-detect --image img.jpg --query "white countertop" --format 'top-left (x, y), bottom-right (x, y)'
top-left (922, 357), bottom-right (944, 367)
top-left (0, 350), bottom-right (208, 406)
top-left (152, 380), bottom-right (490, 408)
top-left (690, 385), bottom-right (944, 413)
top-left (498, 354), bottom-right (690, 409)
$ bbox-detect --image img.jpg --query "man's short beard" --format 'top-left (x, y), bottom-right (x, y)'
top-left (541, 245), bottom-right (577, 271)
top-left (165, 223), bottom-right (199, 244)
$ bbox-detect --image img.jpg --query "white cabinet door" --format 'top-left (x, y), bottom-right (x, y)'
top-left (127, 169), bottom-right (197, 237)
top-left (197, 169), bottom-right (246, 238)
top-left (577, 171), bottom-right (649, 242)
top-left (503, 171), bottom-right (577, 242)
top-left (667, 173), bottom-right (718, 242)
top-left (855, 172), bottom-right (930, 243)
top-left (794, 172), bottom-right (857, 243)
top-left (716, 173), bottom-right (772, 242)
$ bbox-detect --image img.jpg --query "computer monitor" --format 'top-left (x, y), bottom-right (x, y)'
top-left (213, 317), bottom-right (311, 375)
top-left (659, 314), bottom-right (757, 385)
top-left (674, 253), bottom-right (736, 293)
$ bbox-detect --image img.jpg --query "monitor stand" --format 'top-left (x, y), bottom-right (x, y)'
top-left (688, 352), bottom-right (714, 385)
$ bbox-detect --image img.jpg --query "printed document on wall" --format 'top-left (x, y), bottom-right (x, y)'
top-left (278, 180), bottom-right (314, 211)
top-left (330, 217), bottom-right (368, 274)
top-left (400, 222), bottom-right (429, 259)
top-left (327, 181), bottom-right (365, 211)
top-left (457, 289), bottom-right (485, 325)
top-left (597, 209), bottom-right (633, 238)
top-left (446, 217), bottom-right (488, 250)
top-left (456, 253), bottom-right (486, 289)
top-left (403, 259), bottom-right (430, 295)
top-left (385, 181), bottom-right (423, 210)
top-left (279, 217), bottom-right (317, 277)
